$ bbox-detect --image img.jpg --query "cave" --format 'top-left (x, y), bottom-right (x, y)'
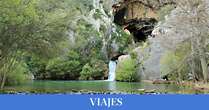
top-left (112, 3), bottom-right (127, 25)
top-left (113, 7), bottom-right (127, 25)
top-left (124, 18), bottom-right (158, 42)
top-left (110, 53), bottom-right (125, 61)
top-left (112, 0), bottom-right (158, 42)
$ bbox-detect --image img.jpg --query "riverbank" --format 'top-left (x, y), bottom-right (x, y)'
top-left (0, 88), bottom-right (163, 95)
top-left (1, 80), bottom-right (209, 94)
top-left (144, 80), bottom-right (209, 94)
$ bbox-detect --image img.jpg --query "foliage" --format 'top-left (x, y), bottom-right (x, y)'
top-left (6, 60), bottom-right (31, 86)
top-left (160, 50), bottom-right (189, 80)
top-left (109, 26), bottom-right (133, 53)
top-left (73, 19), bottom-right (105, 61)
top-left (160, 42), bottom-right (206, 81)
top-left (27, 48), bottom-right (108, 81)
top-left (155, 0), bottom-right (209, 81)
top-left (0, 0), bottom-right (72, 88)
top-left (79, 59), bottom-right (108, 80)
top-left (0, 0), bottom-right (135, 88)
top-left (116, 57), bottom-right (140, 82)
top-left (79, 64), bottom-right (93, 80)
top-left (46, 52), bottom-right (82, 80)
top-left (26, 56), bottom-right (47, 79)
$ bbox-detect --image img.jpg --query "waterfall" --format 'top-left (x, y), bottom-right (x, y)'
top-left (108, 60), bottom-right (117, 81)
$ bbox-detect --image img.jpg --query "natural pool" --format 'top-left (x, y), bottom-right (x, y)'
top-left (1, 80), bottom-right (206, 94)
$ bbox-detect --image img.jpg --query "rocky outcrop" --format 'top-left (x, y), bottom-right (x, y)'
top-left (111, 0), bottom-right (177, 80)
top-left (112, 0), bottom-right (175, 42)
top-left (124, 18), bottom-right (157, 41)
top-left (118, 54), bottom-right (131, 62)
top-left (133, 38), bottom-right (165, 80)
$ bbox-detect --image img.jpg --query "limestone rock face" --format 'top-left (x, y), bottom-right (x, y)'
top-left (112, 0), bottom-right (175, 42)
top-left (118, 54), bottom-right (131, 62)
top-left (133, 38), bottom-right (165, 80)
top-left (113, 0), bottom-right (176, 25)
top-left (111, 0), bottom-right (176, 80)
top-left (124, 18), bottom-right (157, 42)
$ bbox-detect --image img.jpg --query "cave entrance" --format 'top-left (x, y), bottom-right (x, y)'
top-left (123, 18), bottom-right (158, 42)
top-left (110, 53), bottom-right (125, 61)
top-left (112, 0), bottom-right (158, 42)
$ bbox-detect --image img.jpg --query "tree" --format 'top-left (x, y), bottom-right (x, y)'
top-left (0, 0), bottom-right (67, 89)
top-left (116, 57), bottom-right (140, 82)
top-left (153, 0), bottom-right (209, 81)
top-left (79, 59), bottom-right (108, 80)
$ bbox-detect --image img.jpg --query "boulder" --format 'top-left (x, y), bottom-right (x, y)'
top-left (118, 54), bottom-right (131, 62)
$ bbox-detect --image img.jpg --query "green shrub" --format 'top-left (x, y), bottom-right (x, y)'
top-left (160, 43), bottom-right (191, 80)
top-left (79, 59), bottom-right (108, 80)
top-left (26, 50), bottom-right (83, 80)
top-left (116, 57), bottom-right (140, 82)
top-left (26, 56), bottom-right (47, 79)
top-left (46, 56), bottom-right (81, 80)
top-left (90, 59), bottom-right (108, 79)
top-left (79, 63), bottom-right (93, 80)
top-left (6, 61), bottom-right (31, 86)
top-left (110, 25), bottom-right (132, 53)
top-left (26, 48), bottom-right (108, 80)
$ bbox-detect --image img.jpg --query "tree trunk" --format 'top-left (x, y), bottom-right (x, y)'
top-left (0, 55), bottom-right (16, 89)
top-left (198, 45), bottom-right (208, 82)
top-left (196, 34), bottom-right (208, 82)
top-left (200, 57), bottom-right (208, 82)
top-left (190, 39), bottom-right (198, 80)
top-left (0, 72), bottom-right (6, 89)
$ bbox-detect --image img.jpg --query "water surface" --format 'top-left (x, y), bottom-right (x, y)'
top-left (3, 80), bottom-right (203, 94)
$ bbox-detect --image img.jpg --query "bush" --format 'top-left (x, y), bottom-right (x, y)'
top-left (6, 61), bottom-right (31, 86)
top-left (46, 51), bottom-right (82, 80)
top-left (26, 49), bottom-right (108, 80)
top-left (26, 56), bottom-right (47, 79)
top-left (79, 63), bottom-right (93, 80)
top-left (110, 25), bottom-right (132, 53)
top-left (46, 56), bottom-right (82, 80)
top-left (160, 43), bottom-right (191, 81)
top-left (116, 57), bottom-right (140, 82)
top-left (26, 50), bottom-right (83, 80)
top-left (79, 59), bottom-right (108, 80)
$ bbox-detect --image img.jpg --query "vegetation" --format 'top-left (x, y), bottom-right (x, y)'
top-left (116, 56), bottom-right (140, 82)
top-left (79, 59), bottom-right (108, 80)
top-left (157, 0), bottom-right (209, 82)
top-left (26, 48), bottom-right (108, 81)
top-left (0, 0), bottom-right (104, 88)
top-left (109, 25), bottom-right (133, 54)
top-left (160, 43), bottom-right (191, 81)
top-left (0, 0), bottom-right (131, 89)
top-left (2, 0), bottom-right (209, 94)
top-left (6, 59), bottom-right (31, 86)
top-left (0, 0), bottom-right (69, 89)
top-left (45, 50), bottom-right (82, 80)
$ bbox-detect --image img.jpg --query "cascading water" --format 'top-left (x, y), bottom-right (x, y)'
top-left (108, 60), bottom-right (117, 81)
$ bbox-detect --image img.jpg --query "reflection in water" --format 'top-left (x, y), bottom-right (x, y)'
top-left (5, 80), bottom-right (202, 94)
top-left (108, 81), bottom-right (116, 91)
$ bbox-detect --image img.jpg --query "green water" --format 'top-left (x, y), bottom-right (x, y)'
top-left (2, 80), bottom-right (204, 94)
